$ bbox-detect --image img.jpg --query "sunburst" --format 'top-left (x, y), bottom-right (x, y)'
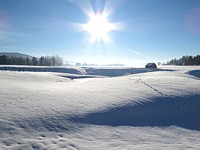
top-left (70, 1), bottom-right (123, 44)
top-left (82, 13), bottom-right (116, 41)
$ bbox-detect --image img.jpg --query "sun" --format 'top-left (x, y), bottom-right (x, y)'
top-left (83, 14), bottom-right (115, 41)
top-left (70, 1), bottom-right (123, 44)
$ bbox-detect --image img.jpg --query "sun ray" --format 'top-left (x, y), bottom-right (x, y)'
top-left (70, 0), bottom-right (124, 47)
top-left (82, 13), bottom-right (114, 41)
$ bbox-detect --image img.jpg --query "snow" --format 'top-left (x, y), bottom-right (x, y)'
top-left (187, 70), bottom-right (200, 79)
top-left (0, 66), bottom-right (200, 149)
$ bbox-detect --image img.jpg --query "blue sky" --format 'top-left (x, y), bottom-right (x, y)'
top-left (0, 0), bottom-right (200, 66)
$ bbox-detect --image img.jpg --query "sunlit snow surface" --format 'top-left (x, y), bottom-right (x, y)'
top-left (0, 66), bottom-right (200, 149)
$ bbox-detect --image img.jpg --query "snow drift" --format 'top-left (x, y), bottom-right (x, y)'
top-left (71, 94), bottom-right (200, 130)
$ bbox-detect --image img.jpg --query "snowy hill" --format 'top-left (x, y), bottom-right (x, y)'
top-left (0, 66), bottom-right (200, 149)
top-left (0, 52), bottom-right (32, 58)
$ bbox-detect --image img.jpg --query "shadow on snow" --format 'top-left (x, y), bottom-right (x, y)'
top-left (70, 95), bottom-right (200, 131)
top-left (187, 70), bottom-right (200, 79)
top-left (1, 67), bottom-right (199, 132)
top-left (85, 68), bottom-right (173, 77)
top-left (2, 95), bottom-right (199, 133)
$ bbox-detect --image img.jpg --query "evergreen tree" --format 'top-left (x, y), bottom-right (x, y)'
top-left (166, 55), bottom-right (200, 65)
top-left (32, 57), bottom-right (38, 66)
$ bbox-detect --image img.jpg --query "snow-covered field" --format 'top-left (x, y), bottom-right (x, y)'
top-left (0, 66), bottom-right (200, 150)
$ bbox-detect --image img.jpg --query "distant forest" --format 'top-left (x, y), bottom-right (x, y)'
top-left (1, 53), bottom-right (200, 66)
top-left (166, 55), bottom-right (200, 65)
top-left (0, 55), bottom-right (63, 66)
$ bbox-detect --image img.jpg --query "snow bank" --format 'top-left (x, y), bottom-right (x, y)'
top-left (0, 65), bottom-right (173, 77)
top-left (85, 67), bottom-right (163, 77)
top-left (0, 65), bottom-right (83, 74)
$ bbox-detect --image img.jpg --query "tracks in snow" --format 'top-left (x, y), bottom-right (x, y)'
top-left (2, 88), bottom-right (50, 107)
top-left (129, 77), bottom-right (166, 96)
top-left (129, 77), bottom-right (200, 126)
top-left (20, 89), bottom-right (48, 100)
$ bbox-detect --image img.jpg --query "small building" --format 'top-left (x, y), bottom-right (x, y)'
top-left (145, 63), bottom-right (157, 68)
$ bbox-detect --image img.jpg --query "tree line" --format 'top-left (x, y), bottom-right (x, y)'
top-left (166, 55), bottom-right (200, 65)
top-left (0, 55), bottom-right (63, 66)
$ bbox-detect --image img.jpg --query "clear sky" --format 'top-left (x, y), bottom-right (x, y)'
top-left (0, 0), bottom-right (200, 66)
